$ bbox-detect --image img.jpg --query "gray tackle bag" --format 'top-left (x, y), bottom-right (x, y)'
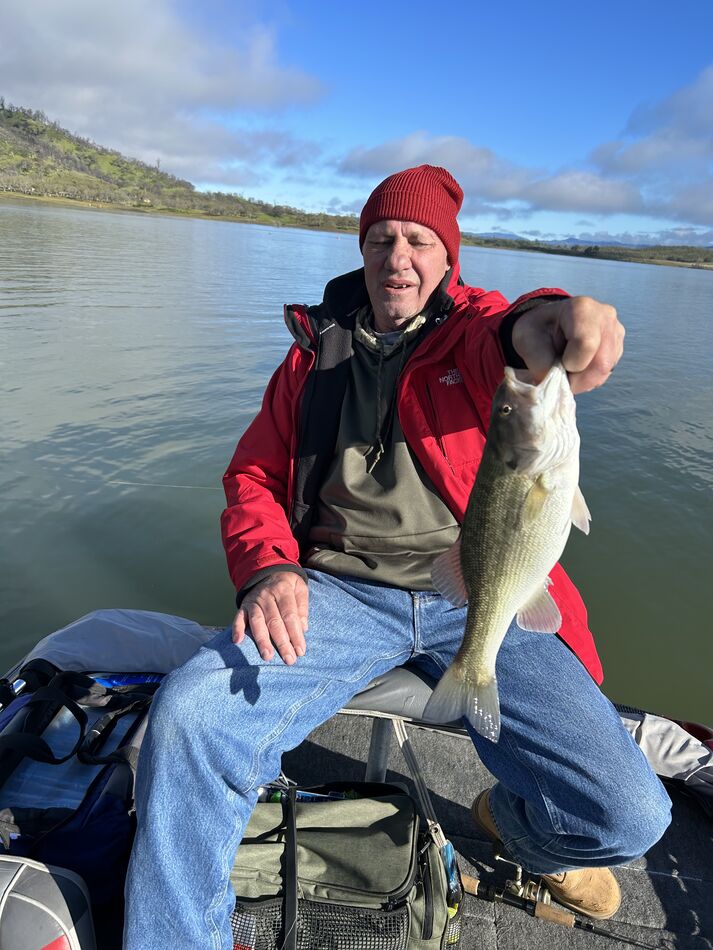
top-left (230, 782), bottom-right (463, 950)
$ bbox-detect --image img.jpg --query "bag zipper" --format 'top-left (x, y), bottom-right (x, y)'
top-left (419, 841), bottom-right (434, 939)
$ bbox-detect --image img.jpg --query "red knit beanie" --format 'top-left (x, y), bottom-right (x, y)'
top-left (359, 165), bottom-right (464, 265)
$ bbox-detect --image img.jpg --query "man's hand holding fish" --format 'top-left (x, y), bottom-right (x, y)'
top-left (512, 294), bottom-right (625, 392)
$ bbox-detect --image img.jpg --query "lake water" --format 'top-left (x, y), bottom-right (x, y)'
top-left (1, 198), bottom-right (711, 724)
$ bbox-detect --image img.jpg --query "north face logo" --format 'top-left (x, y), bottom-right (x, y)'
top-left (438, 368), bottom-right (462, 386)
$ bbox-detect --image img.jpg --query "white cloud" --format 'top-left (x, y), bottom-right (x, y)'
top-left (575, 227), bottom-right (713, 247)
top-left (0, 0), bottom-right (324, 185)
top-left (588, 66), bottom-right (713, 227)
top-left (521, 171), bottom-right (644, 216)
top-left (338, 132), bottom-right (535, 205)
top-left (626, 66), bottom-right (713, 144)
top-left (336, 65), bottom-right (713, 229)
top-left (326, 197), bottom-right (361, 215)
top-left (338, 135), bottom-right (645, 220)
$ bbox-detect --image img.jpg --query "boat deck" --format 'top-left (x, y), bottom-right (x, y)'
top-left (281, 711), bottom-right (713, 950)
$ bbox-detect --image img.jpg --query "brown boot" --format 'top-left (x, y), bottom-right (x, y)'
top-left (471, 788), bottom-right (500, 842)
top-left (470, 788), bottom-right (621, 920)
top-left (541, 869), bottom-right (621, 919)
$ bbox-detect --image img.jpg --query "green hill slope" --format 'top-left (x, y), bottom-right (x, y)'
top-left (0, 101), bottom-right (358, 231)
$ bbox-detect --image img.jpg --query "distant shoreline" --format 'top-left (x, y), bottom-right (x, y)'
top-left (2, 190), bottom-right (711, 271)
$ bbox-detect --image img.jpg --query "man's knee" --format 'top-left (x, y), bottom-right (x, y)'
top-left (599, 773), bottom-right (672, 862)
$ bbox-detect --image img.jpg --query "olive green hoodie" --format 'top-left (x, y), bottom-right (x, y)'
top-left (305, 306), bottom-right (459, 589)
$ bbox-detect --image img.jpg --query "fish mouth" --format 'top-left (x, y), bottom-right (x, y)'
top-left (503, 362), bottom-right (569, 410)
top-left (504, 361), bottom-right (566, 390)
top-left (497, 362), bottom-right (577, 472)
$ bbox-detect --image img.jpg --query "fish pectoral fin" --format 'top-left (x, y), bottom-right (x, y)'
top-left (423, 666), bottom-right (501, 743)
top-left (516, 582), bottom-right (562, 633)
top-left (571, 485), bottom-right (591, 535)
top-left (520, 475), bottom-right (550, 527)
top-left (431, 535), bottom-right (469, 607)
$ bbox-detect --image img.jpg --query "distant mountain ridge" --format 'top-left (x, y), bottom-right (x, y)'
top-left (463, 231), bottom-right (713, 266)
top-left (470, 232), bottom-right (712, 251)
top-left (1, 100), bottom-right (711, 268)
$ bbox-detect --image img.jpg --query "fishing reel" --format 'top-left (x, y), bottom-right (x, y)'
top-left (493, 845), bottom-right (552, 903)
top-left (459, 844), bottom-right (675, 950)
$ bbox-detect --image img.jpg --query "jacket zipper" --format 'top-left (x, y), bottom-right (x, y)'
top-left (286, 343), bottom-right (316, 524)
top-left (424, 382), bottom-right (449, 464)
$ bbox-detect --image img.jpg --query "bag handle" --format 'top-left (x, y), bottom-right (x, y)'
top-left (0, 674), bottom-right (159, 787)
top-left (280, 787), bottom-right (298, 950)
top-left (0, 685), bottom-right (88, 767)
top-left (77, 696), bottom-right (154, 768)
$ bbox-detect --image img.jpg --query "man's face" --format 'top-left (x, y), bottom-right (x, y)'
top-left (362, 220), bottom-right (449, 332)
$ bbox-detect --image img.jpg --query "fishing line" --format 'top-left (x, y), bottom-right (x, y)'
top-left (107, 480), bottom-right (221, 491)
top-left (461, 873), bottom-right (675, 950)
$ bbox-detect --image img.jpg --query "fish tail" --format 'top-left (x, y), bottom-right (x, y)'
top-left (423, 665), bottom-right (501, 743)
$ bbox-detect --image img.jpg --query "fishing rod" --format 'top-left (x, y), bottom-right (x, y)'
top-left (461, 850), bottom-right (674, 950)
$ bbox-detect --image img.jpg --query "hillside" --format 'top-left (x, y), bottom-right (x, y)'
top-left (0, 101), bottom-right (358, 232)
top-left (1, 101), bottom-right (711, 268)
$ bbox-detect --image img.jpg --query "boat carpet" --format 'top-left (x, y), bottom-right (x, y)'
top-left (281, 712), bottom-right (713, 950)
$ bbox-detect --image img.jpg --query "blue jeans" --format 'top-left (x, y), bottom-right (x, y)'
top-left (123, 570), bottom-right (670, 949)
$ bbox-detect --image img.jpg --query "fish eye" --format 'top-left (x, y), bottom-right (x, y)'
top-left (499, 404), bottom-right (513, 416)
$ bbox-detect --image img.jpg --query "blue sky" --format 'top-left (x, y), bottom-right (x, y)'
top-left (2, 0), bottom-right (712, 244)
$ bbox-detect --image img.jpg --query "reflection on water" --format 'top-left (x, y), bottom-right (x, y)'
top-left (1, 199), bottom-right (711, 723)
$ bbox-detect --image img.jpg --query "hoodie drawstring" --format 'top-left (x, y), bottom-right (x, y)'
top-left (364, 339), bottom-right (409, 474)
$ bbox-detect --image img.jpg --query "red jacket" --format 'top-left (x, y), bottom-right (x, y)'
top-left (222, 264), bottom-right (603, 683)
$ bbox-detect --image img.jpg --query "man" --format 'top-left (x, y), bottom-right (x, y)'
top-left (124, 165), bottom-right (670, 949)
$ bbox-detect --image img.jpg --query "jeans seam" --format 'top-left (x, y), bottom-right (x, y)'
top-left (207, 668), bottom-right (374, 947)
top-left (341, 647), bottom-right (411, 686)
top-left (245, 677), bottom-right (334, 792)
top-left (244, 647), bottom-right (409, 793)
top-left (412, 593), bottom-right (422, 652)
top-left (206, 786), bottom-right (241, 950)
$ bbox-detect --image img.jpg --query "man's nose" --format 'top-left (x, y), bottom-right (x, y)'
top-left (385, 238), bottom-right (411, 271)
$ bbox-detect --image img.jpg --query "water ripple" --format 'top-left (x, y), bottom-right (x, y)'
top-left (1, 199), bottom-right (711, 722)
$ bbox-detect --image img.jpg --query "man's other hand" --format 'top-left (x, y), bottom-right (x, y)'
top-left (232, 572), bottom-right (309, 665)
top-left (512, 296), bottom-right (625, 394)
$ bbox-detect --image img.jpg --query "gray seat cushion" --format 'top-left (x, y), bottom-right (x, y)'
top-left (344, 665), bottom-right (465, 731)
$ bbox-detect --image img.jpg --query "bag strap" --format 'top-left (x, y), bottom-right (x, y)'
top-left (48, 670), bottom-right (160, 710)
top-left (77, 696), bottom-right (154, 769)
top-left (0, 680), bottom-right (18, 709)
top-left (392, 719), bottom-right (462, 903)
top-left (280, 787), bottom-right (298, 950)
top-left (0, 659), bottom-right (60, 712)
top-left (0, 686), bottom-right (88, 769)
top-left (18, 658), bottom-right (61, 689)
top-left (0, 674), bottom-right (159, 787)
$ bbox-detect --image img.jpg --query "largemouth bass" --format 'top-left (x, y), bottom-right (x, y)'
top-left (423, 361), bottom-right (591, 742)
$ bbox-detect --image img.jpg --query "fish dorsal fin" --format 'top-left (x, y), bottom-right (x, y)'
top-left (571, 485), bottom-right (591, 535)
top-left (521, 474), bottom-right (551, 527)
top-left (516, 580), bottom-right (562, 633)
top-left (431, 535), bottom-right (468, 607)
